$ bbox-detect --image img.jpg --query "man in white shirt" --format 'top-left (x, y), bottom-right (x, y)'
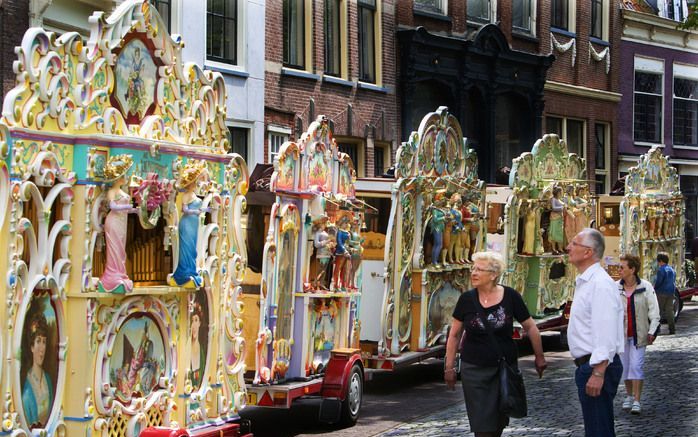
top-left (567, 228), bottom-right (624, 437)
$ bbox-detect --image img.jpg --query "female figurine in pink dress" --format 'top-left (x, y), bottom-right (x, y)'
top-left (98, 155), bottom-right (137, 294)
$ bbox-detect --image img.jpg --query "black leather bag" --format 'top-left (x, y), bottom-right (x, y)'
top-left (471, 292), bottom-right (528, 418)
top-left (497, 356), bottom-right (527, 418)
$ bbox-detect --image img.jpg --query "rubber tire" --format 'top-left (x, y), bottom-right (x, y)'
top-left (673, 289), bottom-right (683, 321)
top-left (340, 364), bottom-right (363, 427)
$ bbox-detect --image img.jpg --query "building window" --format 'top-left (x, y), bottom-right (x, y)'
top-left (634, 71), bottom-right (663, 144)
top-left (229, 126), bottom-right (249, 162)
top-left (551, 0), bottom-right (569, 30)
top-left (674, 77), bottom-right (698, 147)
top-left (414, 0), bottom-right (447, 15)
top-left (283, 0), bottom-right (305, 69)
top-left (595, 123), bottom-right (610, 194)
top-left (268, 126), bottom-right (291, 163)
top-left (374, 145), bottom-right (386, 176)
top-left (590, 0), bottom-right (603, 39)
top-left (325, 0), bottom-right (341, 76)
top-left (358, 0), bottom-right (376, 83)
top-left (337, 140), bottom-right (365, 177)
top-left (545, 116), bottom-right (585, 157)
top-left (207, 0), bottom-right (238, 64)
top-left (512, 0), bottom-right (533, 34)
top-left (467, 0), bottom-right (492, 22)
top-left (149, 0), bottom-right (171, 32)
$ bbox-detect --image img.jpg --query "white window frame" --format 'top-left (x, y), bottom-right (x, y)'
top-left (547, 116), bottom-right (587, 159)
top-left (672, 63), bottom-right (698, 149)
top-left (466, 0), bottom-right (497, 25)
top-left (268, 125), bottom-right (292, 163)
top-left (414, 0), bottom-right (449, 15)
top-left (205, 0), bottom-right (246, 72)
top-left (633, 56), bottom-right (665, 147)
top-left (589, 0), bottom-right (610, 41)
top-left (512, 0), bottom-right (537, 37)
top-left (550, 0), bottom-right (577, 33)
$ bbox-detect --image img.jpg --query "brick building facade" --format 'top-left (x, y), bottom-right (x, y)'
top-left (0, 1), bottom-right (29, 100)
top-left (264, 0), bottom-right (398, 178)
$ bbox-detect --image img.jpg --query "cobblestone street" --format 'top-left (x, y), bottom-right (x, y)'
top-left (378, 301), bottom-right (698, 437)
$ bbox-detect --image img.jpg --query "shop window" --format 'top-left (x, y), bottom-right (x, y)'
top-left (207, 0), bottom-right (238, 65)
top-left (674, 77), bottom-right (698, 147)
top-left (358, 0), bottom-right (377, 83)
top-left (595, 123), bottom-right (610, 194)
top-left (229, 126), bottom-right (249, 162)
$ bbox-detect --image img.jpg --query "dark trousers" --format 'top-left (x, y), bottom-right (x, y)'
top-left (656, 293), bottom-right (675, 333)
top-left (575, 354), bottom-right (623, 437)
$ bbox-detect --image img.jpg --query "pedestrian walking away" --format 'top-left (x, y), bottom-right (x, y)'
top-left (617, 254), bottom-right (660, 415)
top-left (654, 252), bottom-right (677, 335)
top-left (444, 251), bottom-right (547, 437)
top-left (566, 228), bottom-right (625, 437)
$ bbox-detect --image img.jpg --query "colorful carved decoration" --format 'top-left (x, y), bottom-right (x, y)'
top-left (620, 146), bottom-right (685, 287)
top-left (379, 107), bottom-right (486, 357)
top-left (0, 2), bottom-right (249, 435)
top-left (504, 134), bottom-right (591, 317)
top-left (253, 116), bottom-right (363, 386)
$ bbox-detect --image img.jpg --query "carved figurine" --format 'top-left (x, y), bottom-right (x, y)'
top-left (573, 185), bottom-right (590, 236)
top-left (656, 204), bottom-right (665, 240)
top-left (441, 204), bottom-right (454, 266)
top-left (347, 220), bottom-right (364, 290)
top-left (99, 155), bottom-right (138, 294)
top-left (448, 193), bottom-right (464, 264)
top-left (466, 195), bottom-right (481, 261)
top-left (460, 194), bottom-right (472, 263)
top-left (549, 185), bottom-right (565, 254)
top-left (312, 215), bottom-right (335, 290)
top-left (564, 185), bottom-right (577, 245)
top-left (332, 219), bottom-right (351, 290)
top-left (647, 205), bottom-right (657, 240)
top-left (662, 203), bottom-right (671, 239)
top-left (170, 160), bottom-right (209, 288)
top-left (523, 200), bottom-right (538, 255)
top-left (429, 190), bottom-right (448, 267)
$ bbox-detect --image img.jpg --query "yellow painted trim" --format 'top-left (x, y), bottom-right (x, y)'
top-left (305, 0), bottom-right (313, 72)
top-left (545, 81), bottom-right (622, 102)
top-left (375, 0), bottom-right (383, 87)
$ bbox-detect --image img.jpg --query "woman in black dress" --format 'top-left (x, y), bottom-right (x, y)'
top-left (444, 251), bottom-right (547, 437)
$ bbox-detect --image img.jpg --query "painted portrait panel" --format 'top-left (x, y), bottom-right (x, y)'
top-left (109, 314), bottom-right (166, 404)
top-left (113, 38), bottom-right (157, 122)
top-left (427, 282), bottom-right (461, 342)
top-left (189, 290), bottom-right (209, 390)
top-left (276, 230), bottom-right (296, 341)
top-left (20, 292), bottom-right (59, 430)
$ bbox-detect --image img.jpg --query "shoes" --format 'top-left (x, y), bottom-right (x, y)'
top-left (631, 401), bottom-right (642, 414)
top-left (622, 396), bottom-right (633, 411)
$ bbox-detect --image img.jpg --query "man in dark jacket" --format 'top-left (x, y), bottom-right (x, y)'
top-left (654, 252), bottom-right (677, 334)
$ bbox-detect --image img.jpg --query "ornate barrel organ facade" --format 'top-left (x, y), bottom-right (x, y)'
top-left (253, 116), bottom-right (363, 385)
top-left (378, 107), bottom-right (486, 357)
top-left (620, 146), bottom-right (685, 287)
top-left (504, 134), bottom-right (591, 318)
top-left (0, 1), bottom-right (248, 436)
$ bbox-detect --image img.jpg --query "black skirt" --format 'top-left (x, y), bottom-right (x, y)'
top-left (460, 361), bottom-right (511, 433)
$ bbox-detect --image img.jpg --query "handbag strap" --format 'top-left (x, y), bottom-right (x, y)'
top-left (470, 289), bottom-right (506, 362)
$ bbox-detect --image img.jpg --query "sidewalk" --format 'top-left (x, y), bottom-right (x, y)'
top-left (378, 302), bottom-right (698, 437)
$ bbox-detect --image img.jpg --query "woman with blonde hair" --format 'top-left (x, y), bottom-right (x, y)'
top-left (445, 251), bottom-right (547, 437)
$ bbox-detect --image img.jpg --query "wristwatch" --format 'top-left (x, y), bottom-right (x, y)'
top-left (592, 371), bottom-right (605, 378)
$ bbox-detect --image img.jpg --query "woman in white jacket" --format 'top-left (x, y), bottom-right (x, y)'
top-left (617, 254), bottom-right (660, 415)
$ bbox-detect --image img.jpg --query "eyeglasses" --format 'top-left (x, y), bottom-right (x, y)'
top-left (570, 241), bottom-right (592, 249)
top-left (472, 267), bottom-right (496, 273)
